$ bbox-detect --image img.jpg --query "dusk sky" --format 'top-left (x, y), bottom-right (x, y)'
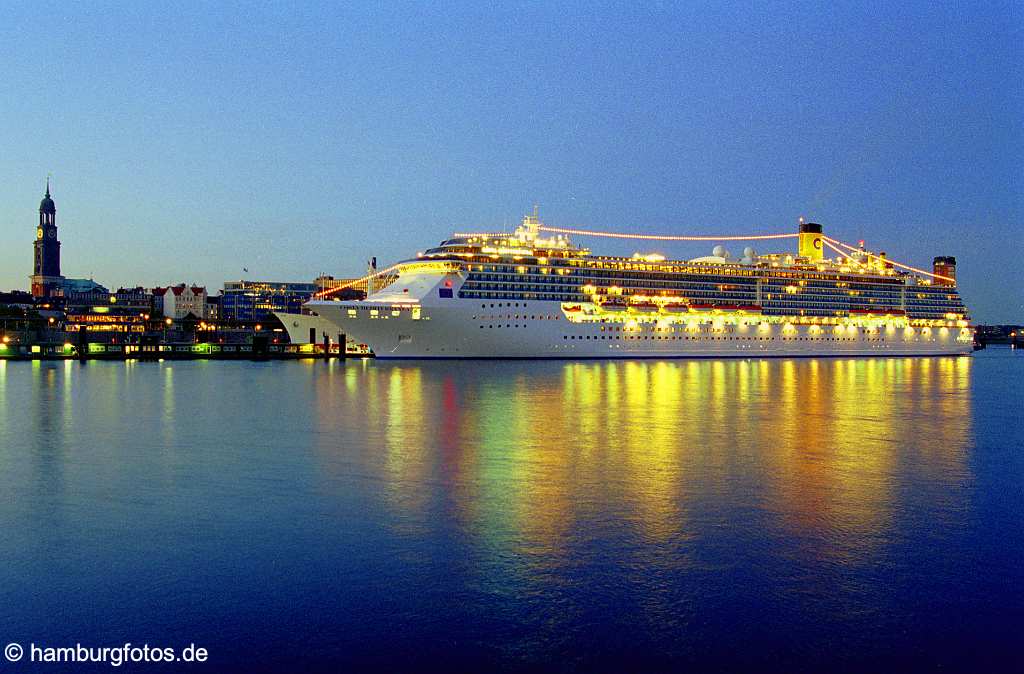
top-left (1, 2), bottom-right (1020, 321)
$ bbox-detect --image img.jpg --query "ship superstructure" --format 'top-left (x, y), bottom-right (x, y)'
top-left (286, 211), bottom-right (972, 358)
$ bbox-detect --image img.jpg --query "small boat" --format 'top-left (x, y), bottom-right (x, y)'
top-left (627, 301), bottom-right (660, 314)
top-left (598, 298), bottom-right (628, 313)
top-left (687, 302), bottom-right (762, 313)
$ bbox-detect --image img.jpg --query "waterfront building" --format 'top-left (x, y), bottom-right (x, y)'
top-left (151, 288), bottom-right (165, 316)
top-left (62, 287), bottom-right (154, 342)
top-left (64, 286), bottom-right (152, 315)
top-left (205, 294), bottom-right (221, 321)
top-left (63, 308), bottom-right (148, 340)
top-left (153, 284), bottom-right (209, 319)
top-left (29, 180), bottom-right (64, 298)
top-left (0, 291), bottom-right (35, 310)
top-left (221, 281), bottom-right (319, 323)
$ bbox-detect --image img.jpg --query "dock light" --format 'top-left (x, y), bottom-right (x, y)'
top-left (165, 318), bottom-right (173, 326)
top-left (2, 335), bottom-right (9, 343)
top-left (48, 317), bottom-right (55, 324)
top-left (255, 324), bottom-right (262, 331)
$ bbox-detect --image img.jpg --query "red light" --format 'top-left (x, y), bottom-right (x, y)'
top-left (858, 240), bottom-right (865, 248)
top-left (444, 280), bottom-right (453, 288)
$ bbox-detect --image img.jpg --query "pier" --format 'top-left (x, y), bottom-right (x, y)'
top-left (0, 340), bottom-right (364, 361)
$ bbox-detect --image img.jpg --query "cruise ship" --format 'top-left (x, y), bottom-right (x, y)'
top-left (280, 211), bottom-right (973, 358)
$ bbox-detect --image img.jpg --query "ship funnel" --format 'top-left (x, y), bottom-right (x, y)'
top-left (798, 222), bottom-right (824, 261)
top-left (933, 256), bottom-right (956, 285)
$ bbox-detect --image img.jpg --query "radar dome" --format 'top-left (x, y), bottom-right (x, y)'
top-left (712, 245), bottom-right (725, 258)
top-left (743, 246), bottom-right (756, 259)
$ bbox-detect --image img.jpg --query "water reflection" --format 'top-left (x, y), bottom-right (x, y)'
top-left (0, 354), bottom-right (1006, 669)
top-left (318, 357), bottom-right (974, 569)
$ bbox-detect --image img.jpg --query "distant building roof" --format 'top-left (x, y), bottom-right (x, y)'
top-left (60, 278), bottom-right (109, 294)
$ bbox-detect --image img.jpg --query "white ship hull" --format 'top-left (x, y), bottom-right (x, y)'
top-left (306, 298), bottom-right (973, 360)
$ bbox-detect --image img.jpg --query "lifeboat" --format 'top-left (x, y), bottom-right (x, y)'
top-left (627, 301), bottom-right (660, 314)
top-left (598, 298), bottom-right (628, 313)
top-left (660, 303), bottom-right (690, 314)
top-left (850, 308), bottom-right (905, 315)
top-left (562, 304), bottom-right (584, 313)
top-left (688, 303), bottom-right (762, 313)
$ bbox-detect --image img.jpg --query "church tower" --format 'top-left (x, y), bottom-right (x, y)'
top-left (30, 179), bottom-right (64, 298)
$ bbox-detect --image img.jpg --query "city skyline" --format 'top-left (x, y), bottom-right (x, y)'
top-left (1, 2), bottom-right (1020, 322)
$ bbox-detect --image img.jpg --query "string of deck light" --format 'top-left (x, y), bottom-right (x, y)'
top-left (821, 237), bottom-right (861, 263)
top-left (313, 227), bottom-right (954, 299)
top-left (537, 225), bottom-right (797, 242)
top-left (314, 263), bottom-right (402, 298)
top-left (822, 235), bottom-right (955, 283)
top-left (547, 225), bottom-right (955, 282)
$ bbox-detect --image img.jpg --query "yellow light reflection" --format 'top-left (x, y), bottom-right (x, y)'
top-left (314, 356), bottom-right (975, 574)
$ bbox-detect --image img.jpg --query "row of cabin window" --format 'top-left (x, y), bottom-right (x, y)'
top-left (474, 315), bottom-right (560, 320)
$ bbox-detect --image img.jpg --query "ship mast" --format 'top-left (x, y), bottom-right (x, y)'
top-left (521, 204), bottom-right (541, 242)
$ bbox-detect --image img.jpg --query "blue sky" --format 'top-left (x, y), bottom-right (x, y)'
top-left (1, 1), bottom-right (1020, 321)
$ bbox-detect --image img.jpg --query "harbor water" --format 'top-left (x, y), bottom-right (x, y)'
top-left (0, 350), bottom-right (1021, 671)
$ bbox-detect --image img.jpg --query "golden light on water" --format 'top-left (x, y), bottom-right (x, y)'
top-left (312, 356), bottom-right (974, 568)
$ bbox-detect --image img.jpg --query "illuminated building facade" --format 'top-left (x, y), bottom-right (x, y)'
top-left (63, 287), bottom-right (154, 339)
top-left (153, 284), bottom-right (209, 319)
top-left (221, 281), bottom-right (318, 323)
